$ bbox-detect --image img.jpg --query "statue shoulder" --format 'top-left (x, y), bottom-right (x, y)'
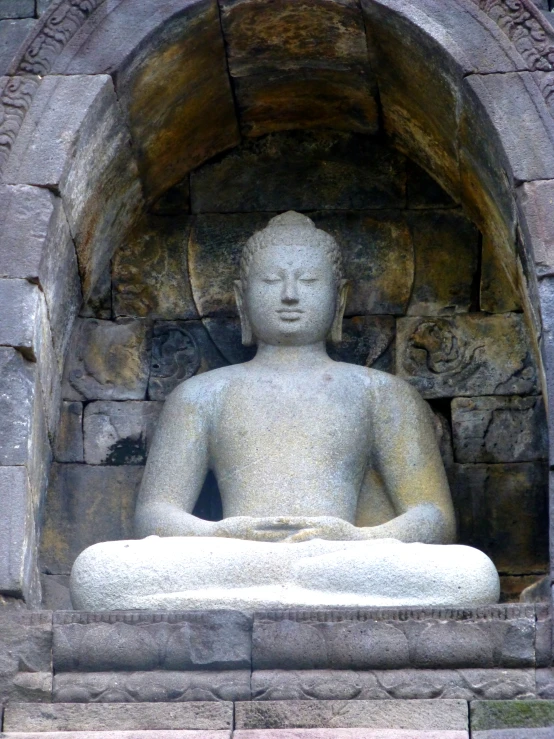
top-left (165, 364), bottom-right (244, 410)
top-left (358, 368), bottom-right (429, 411)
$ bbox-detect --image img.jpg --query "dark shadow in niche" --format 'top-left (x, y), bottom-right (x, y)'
top-left (193, 470), bottom-right (223, 521)
top-left (106, 434), bottom-right (148, 465)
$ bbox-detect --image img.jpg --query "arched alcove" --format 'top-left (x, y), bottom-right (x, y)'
top-left (0, 0), bottom-right (553, 612)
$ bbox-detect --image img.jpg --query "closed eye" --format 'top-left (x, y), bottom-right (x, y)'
top-left (300, 278), bottom-right (318, 284)
top-left (262, 277), bottom-right (281, 284)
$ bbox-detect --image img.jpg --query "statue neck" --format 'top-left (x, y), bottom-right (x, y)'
top-left (252, 341), bottom-right (331, 371)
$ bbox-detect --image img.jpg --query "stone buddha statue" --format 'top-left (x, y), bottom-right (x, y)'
top-left (70, 211), bottom-right (500, 610)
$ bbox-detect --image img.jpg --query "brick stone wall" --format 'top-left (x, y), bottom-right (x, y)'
top-left (40, 130), bottom-right (549, 609)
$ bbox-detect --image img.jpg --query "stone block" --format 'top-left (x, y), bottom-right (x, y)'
top-left (450, 462), bottom-right (548, 575)
top-left (406, 160), bottom-right (456, 210)
top-left (220, 0), bottom-right (368, 76)
top-left (54, 402), bottom-right (84, 464)
top-left (3, 703), bottom-right (233, 731)
top-left (328, 316), bottom-right (395, 373)
top-left (0, 611), bottom-right (52, 702)
top-left (396, 314), bottom-right (539, 398)
top-left (113, 216), bottom-right (197, 320)
top-left (149, 321), bottom-right (228, 401)
top-left (2, 734), bottom-right (229, 739)
top-left (83, 401), bottom-right (163, 465)
top-left (0, 185), bottom-right (81, 361)
top-left (0, 467), bottom-right (33, 599)
top-left (0, 348), bottom-right (42, 467)
top-left (62, 319), bottom-right (151, 401)
top-left (53, 670), bottom-right (251, 702)
top-left (251, 668), bottom-right (535, 702)
top-left (0, 0), bottom-right (34, 19)
top-left (517, 179), bottom-right (554, 278)
top-left (479, 235), bottom-right (522, 314)
top-left (115, 0), bottom-right (239, 204)
top-left (536, 668), bottom-right (554, 698)
top-left (473, 731), bottom-right (554, 739)
top-left (451, 396), bottom-right (547, 464)
top-left (41, 574), bottom-right (71, 611)
top-left (252, 606), bottom-right (536, 671)
top-left (52, 610), bottom-right (252, 672)
top-left (40, 464), bottom-right (143, 575)
top-left (2, 74), bottom-right (142, 299)
top-left (471, 700), bottom-right (554, 731)
top-left (406, 210), bottom-right (479, 316)
top-left (234, 699), bottom-right (468, 730)
top-left (234, 68), bottom-right (379, 138)
top-left (190, 130), bottom-right (406, 214)
top-left (189, 213), bottom-right (414, 318)
top-left (80, 264), bottom-right (112, 320)
top-left (0, 19), bottom-right (34, 74)
top-left (234, 732), bottom-right (468, 739)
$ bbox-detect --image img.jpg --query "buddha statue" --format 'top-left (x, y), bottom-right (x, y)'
top-left (70, 211), bottom-right (500, 610)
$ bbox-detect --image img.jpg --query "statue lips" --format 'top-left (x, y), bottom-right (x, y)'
top-left (277, 308), bottom-right (304, 322)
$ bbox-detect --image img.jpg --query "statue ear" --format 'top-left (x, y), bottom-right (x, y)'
top-left (330, 279), bottom-right (349, 344)
top-left (234, 280), bottom-right (255, 347)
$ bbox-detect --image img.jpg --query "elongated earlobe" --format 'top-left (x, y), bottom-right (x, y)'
top-left (234, 280), bottom-right (255, 347)
top-left (330, 280), bottom-right (349, 344)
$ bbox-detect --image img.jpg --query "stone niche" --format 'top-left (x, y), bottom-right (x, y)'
top-left (40, 129), bottom-right (549, 609)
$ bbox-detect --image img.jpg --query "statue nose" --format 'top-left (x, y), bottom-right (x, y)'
top-left (281, 279), bottom-right (300, 303)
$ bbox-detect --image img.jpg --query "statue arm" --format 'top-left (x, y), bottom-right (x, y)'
top-left (358, 377), bottom-right (456, 544)
top-left (134, 383), bottom-right (214, 538)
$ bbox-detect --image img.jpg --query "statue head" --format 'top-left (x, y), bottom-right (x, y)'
top-left (234, 211), bottom-right (348, 347)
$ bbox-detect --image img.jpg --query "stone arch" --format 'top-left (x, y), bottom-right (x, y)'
top-left (0, 0), bottom-right (553, 605)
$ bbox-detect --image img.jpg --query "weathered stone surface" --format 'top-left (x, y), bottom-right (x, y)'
top-left (479, 235), bottom-right (521, 314)
top-left (473, 730), bottom-right (554, 739)
top-left (517, 179), bottom-right (554, 278)
top-left (0, 0), bottom-right (34, 19)
top-left (535, 603), bottom-right (552, 667)
top-left (0, 611), bottom-right (52, 703)
top-left (52, 611), bottom-right (252, 672)
top-left (0, 183), bottom-right (81, 361)
top-left (328, 316), bottom-right (395, 373)
top-left (113, 216), bottom-right (197, 320)
top-left (148, 321), bottom-right (227, 401)
top-left (406, 160), bottom-right (456, 210)
top-left (40, 464), bottom-right (143, 575)
top-left (80, 264), bottom-right (111, 320)
top-left (500, 576), bottom-right (543, 604)
top-left (55, 402), bottom-right (84, 464)
top-left (252, 606), bottom-right (536, 671)
top-left (0, 466), bottom-right (33, 599)
top-left (3, 703), bottom-right (233, 731)
top-left (0, 348), bottom-right (42, 467)
top-left (471, 700), bottom-right (554, 731)
top-left (115, 1), bottom-right (239, 204)
top-left (201, 317), bottom-right (256, 367)
top-left (188, 214), bottom-right (269, 316)
top-left (234, 68), bottom-right (379, 138)
top-left (191, 130), bottom-right (406, 214)
top-left (536, 668), bottom-right (554, 699)
top-left (234, 732), bottom-right (467, 739)
top-left (2, 75), bottom-right (142, 299)
top-left (62, 319), bottom-right (151, 401)
top-left (53, 671), bottom-right (251, 703)
top-left (1, 734), bottom-right (229, 739)
top-left (451, 396), bottom-right (547, 464)
top-left (41, 574), bottom-right (71, 611)
top-left (312, 212), bottom-right (414, 316)
top-left (83, 401), bottom-right (162, 465)
top-left (0, 19), bottom-right (34, 73)
top-left (406, 210), bottom-right (479, 316)
top-left (234, 699), bottom-right (468, 730)
top-left (251, 668), bottom-right (535, 701)
top-left (450, 462), bottom-right (548, 575)
top-left (432, 408), bottom-right (454, 470)
top-left (396, 314), bottom-right (539, 398)
top-left (220, 0), bottom-right (368, 75)
top-left (0, 279), bottom-right (60, 433)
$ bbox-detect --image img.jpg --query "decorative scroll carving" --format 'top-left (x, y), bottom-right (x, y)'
top-left (0, 76), bottom-right (39, 168)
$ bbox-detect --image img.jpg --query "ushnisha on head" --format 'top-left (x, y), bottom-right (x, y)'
top-left (234, 211), bottom-right (349, 347)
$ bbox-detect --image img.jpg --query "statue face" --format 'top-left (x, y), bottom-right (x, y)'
top-left (243, 241), bottom-right (338, 346)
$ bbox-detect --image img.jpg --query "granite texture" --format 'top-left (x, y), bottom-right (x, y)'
top-left (234, 699), bottom-right (469, 730)
top-left (451, 396), bottom-right (547, 464)
top-left (0, 466), bottom-right (34, 599)
top-left (0, 611), bottom-right (52, 704)
top-left (62, 319), bottom-right (151, 402)
top-left (1, 734), bottom-right (230, 739)
top-left (0, 19), bottom-right (34, 74)
top-left (251, 606), bottom-right (537, 671)
top-left (52, 610), bottom-right (252, 672)
top-left (397, 314), bottom-right (539, 398)
top-left (471, 700), bottom-right (554, 731)
top-left (83, 401), bottom-right (163, 465)
top-left (53, 671), bottom-right (251, 703)
top-left (3, 703), bottom-right (233, 731)
top-left (55, 402), bottom-right (84, 464)
top-left (233, 733), bottom-right (468, 739)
